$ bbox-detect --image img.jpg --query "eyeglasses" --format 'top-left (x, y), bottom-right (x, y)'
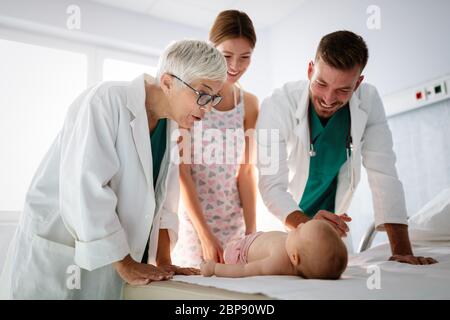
top-left (169, 74), bottom-right (222, 110)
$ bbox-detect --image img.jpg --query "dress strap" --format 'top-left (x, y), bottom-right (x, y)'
top-left (237, 86), bottom-right (245, 117)
top-left (239, 86), bottom-right (245, 105)
top-left (232, 85), bottom-right (238, 107)
top-left (232, 84), bottom-right (245, 108)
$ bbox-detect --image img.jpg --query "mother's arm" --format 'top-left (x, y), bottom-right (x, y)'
top-left (237, 92), bottom-right (259, 234)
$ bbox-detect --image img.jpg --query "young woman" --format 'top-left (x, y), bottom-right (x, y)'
top-left (173, 10), bottom-right (259, 267)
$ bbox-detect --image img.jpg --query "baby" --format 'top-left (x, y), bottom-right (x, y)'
top-left (200, 219), bottom-right (348, 280)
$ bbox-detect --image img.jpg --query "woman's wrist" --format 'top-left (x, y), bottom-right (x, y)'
top-left (198, 227), bottom-right (214, 243)
top-left (113, 254), bottom-right (133, 272)
top-left (156, 258), bottom-right (172, 267)
top-left (245, 223), bottom-right (256, 235)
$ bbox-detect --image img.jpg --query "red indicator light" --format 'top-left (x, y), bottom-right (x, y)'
top-left (416, 92), bottom-right (423, 100)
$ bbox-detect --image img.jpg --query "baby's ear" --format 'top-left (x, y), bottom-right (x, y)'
top-left (291, 252), bottom-right (301, 266)
top-left (296, 223), bottom-right (305, 229)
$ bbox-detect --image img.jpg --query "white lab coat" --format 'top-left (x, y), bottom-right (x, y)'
top-left (0, 74), bottom-right (180, 299)
top-left (256, 80), bottom-right (408, 231)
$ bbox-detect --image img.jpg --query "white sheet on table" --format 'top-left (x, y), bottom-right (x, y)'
top-left (172, 242), bottom-right (450, 299)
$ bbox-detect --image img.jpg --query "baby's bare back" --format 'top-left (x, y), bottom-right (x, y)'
top-left (245, 231), bottom-right (285, 261)
top-left (246, 231), bottom-right (296, 275)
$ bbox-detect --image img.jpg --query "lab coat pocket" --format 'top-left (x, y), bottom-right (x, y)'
top-left (13, 234), bottom-right (78, 299)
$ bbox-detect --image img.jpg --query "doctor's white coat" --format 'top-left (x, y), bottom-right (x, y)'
top-left (0, 75), bottom-right (180, 299)
top-left (256, 80), bottom-right (408, 232)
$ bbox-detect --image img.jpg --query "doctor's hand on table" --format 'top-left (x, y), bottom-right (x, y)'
top-left (388, 255), bottom-right (437, 265)
top-left (113, 254), bottom-right (174, 286)
top-left (385, 223), bottom-right (438, 265)
top-left (155, 228), bottom-right (201, 275)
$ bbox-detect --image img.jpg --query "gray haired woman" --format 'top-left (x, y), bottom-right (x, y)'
top-left (0, 40), bottom-right (227, 299)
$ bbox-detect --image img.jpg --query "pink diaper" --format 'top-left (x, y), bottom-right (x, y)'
top-left (223, 232), bottom-right (263, 264)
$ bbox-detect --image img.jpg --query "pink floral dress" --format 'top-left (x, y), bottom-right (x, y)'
top-left (172, 88), bottom-right (246, 267)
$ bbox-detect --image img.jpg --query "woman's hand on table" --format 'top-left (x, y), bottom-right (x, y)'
top-left (113, 254), bottom-right (173, 285)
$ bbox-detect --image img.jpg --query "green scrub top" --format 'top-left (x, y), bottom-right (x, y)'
top-left (141, 118), bottom-right (167, 264)
top-left (299, 102), bottom-right (350, 218)
top-left (150, 118), bottom-right (167, 188)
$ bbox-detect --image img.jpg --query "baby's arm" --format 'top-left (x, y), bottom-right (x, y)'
top-left (200, 258), bottom-right (276, 278)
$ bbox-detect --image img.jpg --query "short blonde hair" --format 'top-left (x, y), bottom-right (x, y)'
top-left (156, 39), bottom-right (227, 86)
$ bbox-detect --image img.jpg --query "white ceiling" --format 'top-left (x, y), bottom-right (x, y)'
top-left (89, 0), bottom-right (305, 29)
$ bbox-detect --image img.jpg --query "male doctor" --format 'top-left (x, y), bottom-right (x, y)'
top-left (0, 40), bottom-right (228, 299)
top-left (257, 31), bottom-right (436, 265)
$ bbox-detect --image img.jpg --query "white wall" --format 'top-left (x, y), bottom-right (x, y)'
top-left (0, 0), bottom-right (273, 98)
top-left (0, 0), bottom-right (206, 54)
top-left (2, 0), bottom-right (449, 153)
top-left (264, 0), bottom-right (450, 97)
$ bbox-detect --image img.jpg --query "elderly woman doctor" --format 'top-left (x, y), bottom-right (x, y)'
top-left (0, 40), bottom-right (227, 299)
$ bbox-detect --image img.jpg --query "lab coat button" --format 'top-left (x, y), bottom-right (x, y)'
top-left (145, 214), bottom-right (151, 219)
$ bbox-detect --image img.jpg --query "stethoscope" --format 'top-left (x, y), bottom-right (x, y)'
top-left (308, 103), bottom-right (353, 159)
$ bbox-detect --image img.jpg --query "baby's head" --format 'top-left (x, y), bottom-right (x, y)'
top-left (285, 220), bottom-right (348, 280)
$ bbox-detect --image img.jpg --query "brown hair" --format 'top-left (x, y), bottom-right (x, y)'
top-left (209, 10), bottom-right (257, 48)
top-left (315, 30), bottom-right (369, 72)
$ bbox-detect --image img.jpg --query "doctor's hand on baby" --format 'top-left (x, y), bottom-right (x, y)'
top-left (313, 210), bottom-right (352, 237)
